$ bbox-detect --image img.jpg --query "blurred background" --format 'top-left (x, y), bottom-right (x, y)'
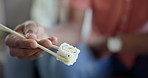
top-left (1, 0), bottom-right (148, 78)
top-left (0, 0), bottom-right (92, 78)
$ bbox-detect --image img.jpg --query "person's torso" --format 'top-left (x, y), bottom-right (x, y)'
top-left (91, 0), bottom-right (148, 36)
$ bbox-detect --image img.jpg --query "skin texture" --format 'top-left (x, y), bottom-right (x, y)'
top-left (5, 21), bottom-right (58, 60)
top-left (5, 7), bottom-right (85, 60)
top-left (5, 6), bottom-right (148, 60)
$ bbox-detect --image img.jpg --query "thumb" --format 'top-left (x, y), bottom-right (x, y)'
top-left (24, 21), bottom-right (38, 39)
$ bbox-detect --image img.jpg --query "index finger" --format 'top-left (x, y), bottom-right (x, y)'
top-left (15, 39), bottom-right (38, 49)
top-left (5, 34), bottom-right (38, 49)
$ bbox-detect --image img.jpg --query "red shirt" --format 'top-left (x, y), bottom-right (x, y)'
top-left (67, 0), bottom-right (148, 68)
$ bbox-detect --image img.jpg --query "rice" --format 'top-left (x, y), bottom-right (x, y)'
top-left (56, 43), bottom-right (80, 66)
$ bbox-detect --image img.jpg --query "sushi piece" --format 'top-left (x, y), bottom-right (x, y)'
top-left (56, 43), bottom-right (80, 66)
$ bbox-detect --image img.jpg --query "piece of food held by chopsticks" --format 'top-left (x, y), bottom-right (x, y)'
top-left (57, 43), bottom-right (80, 65)
top-left (0, 24), bottom-right (80, 66)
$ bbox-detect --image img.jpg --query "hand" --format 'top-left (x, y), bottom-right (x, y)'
top-left (88, 36), bottom-right (110, 58)
top-left (5, 21), bottom-right (58, 60)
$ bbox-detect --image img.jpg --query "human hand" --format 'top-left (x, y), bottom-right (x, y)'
top-left (5, 21), bottom-right (57, 60)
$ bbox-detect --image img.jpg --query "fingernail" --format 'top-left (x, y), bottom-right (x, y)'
top-left (25, 33), bottom-right (30, 37)
top-left (25, 33), bottom-right (37, 39)
top-left (26, 33), bottom-right (35, 36)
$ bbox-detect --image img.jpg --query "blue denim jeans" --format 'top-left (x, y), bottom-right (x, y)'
top-left (4, 43), bottom-right (148, 78)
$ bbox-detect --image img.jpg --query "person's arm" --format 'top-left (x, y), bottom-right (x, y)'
top-left (5, 7), bottom-right (85, 60)
top-left (120, 33), bottom-right (148, 53)
top-left (90, 33), bottom-right (148, 58)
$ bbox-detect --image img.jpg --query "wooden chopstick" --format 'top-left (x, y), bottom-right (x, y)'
top-left (0, 24), bottom-right (68, 62)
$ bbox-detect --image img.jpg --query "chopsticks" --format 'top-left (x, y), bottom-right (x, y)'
top-left (0, 24), bottom-right (68, 62)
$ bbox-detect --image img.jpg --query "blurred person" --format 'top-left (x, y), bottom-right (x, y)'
top-left (5, 0), bottom-right (148, 78)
